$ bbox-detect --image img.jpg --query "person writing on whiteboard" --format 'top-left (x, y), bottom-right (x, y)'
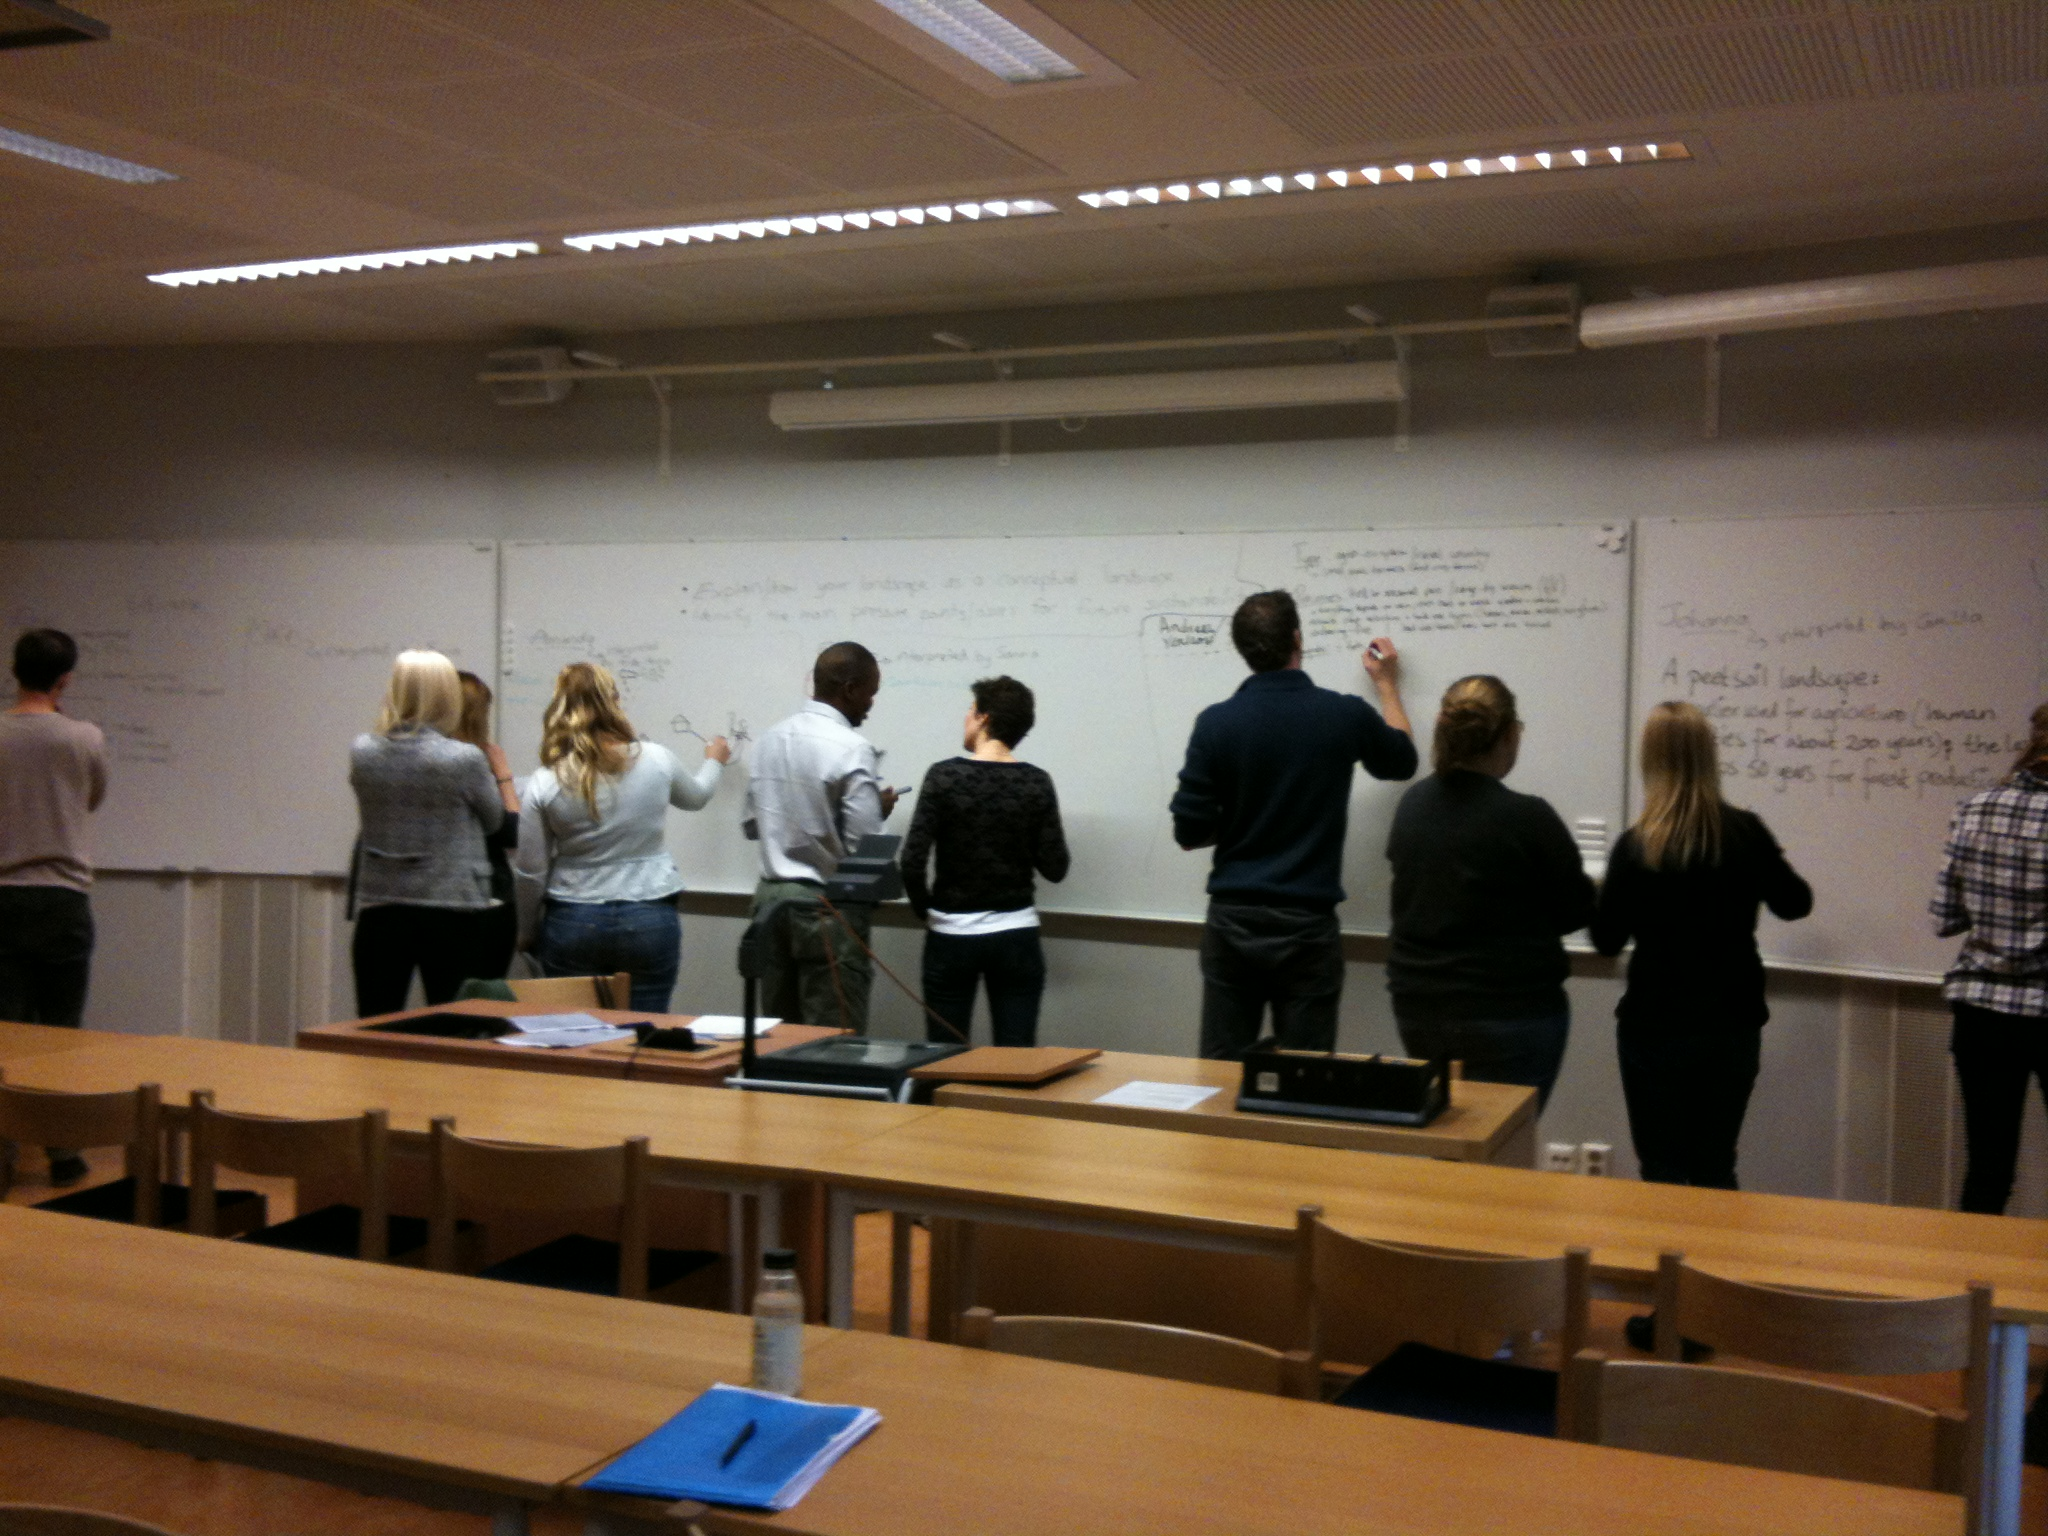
top-left (900, 676), bottom-right (1070, 1047)
top-left (1171, 592), bottom-right (1415, 1060)
top-left (1591, 702), bottom-right (1812, 1190)
top-left (1386, 676), bottom-right (1592, 1109)
top-left (514, 662), bottom-right (727, 1014)
top-left (348, 649), bottom-right (514, 1017)
top-left (743, 642), bottom-right (897, 1032)
top-left (0, 628), bottom-right (107, 1187)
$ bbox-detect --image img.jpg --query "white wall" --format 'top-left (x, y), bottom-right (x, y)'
top-left (8, 222), bottom-right (2047, 1205)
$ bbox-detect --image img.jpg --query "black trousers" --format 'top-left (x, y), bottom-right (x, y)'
top-left (0, 886), bottom-right (93, 1030)
top-left (922, 927), bottom-right (1047, 1047)
top-left (1616, 1016), bottom-right (1762, 1190)
top-left (351, 903), bottom-right (505, 1018)
top-left (1951, 1001), bottom-right (2048, 1216)
top-left (1198, 902), bottom-right (1343, 1060)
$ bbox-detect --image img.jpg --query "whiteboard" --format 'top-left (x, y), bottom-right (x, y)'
top-left (0, 542), bottom-right (498, 876)
top-left (1633, 508), bottom-right (2048, 979)
top-left (502, 525), bottom-right (1630, 932)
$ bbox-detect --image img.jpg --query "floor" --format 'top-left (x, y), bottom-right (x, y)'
top-left (1, 1148), bottom-right (2043, 1532)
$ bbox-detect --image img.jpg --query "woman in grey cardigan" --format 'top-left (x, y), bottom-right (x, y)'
top-left (349, 649), bottom-right (519, 1015)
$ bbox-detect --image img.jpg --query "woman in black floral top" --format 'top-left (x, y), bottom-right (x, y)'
top-left (900, 676), bottom-right (1069, 1046)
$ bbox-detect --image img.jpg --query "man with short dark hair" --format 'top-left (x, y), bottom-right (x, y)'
top-left (1171, 592), bottom-right (1415, 1058)
top-left (1, 628), bottom-right (109, 1185)
top-left (743, 641), bottom-right (899, 1030)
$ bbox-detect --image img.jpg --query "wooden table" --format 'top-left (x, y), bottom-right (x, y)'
top-left (0, 1020), bottom-right (102, 1064)
top-left (300, 1000), bottom-right (844, 1086)
top-left (933, 1050), bottom-right (1537, 1165)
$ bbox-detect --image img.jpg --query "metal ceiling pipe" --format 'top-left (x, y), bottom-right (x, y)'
top-left (1577, 255), bottom-right (2048, 348)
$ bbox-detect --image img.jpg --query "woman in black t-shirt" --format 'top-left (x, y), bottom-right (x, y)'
top-left (1592, 701), bottom-right (1812, 1190)
top-left (900, 676), bottom-right (1069, 1046)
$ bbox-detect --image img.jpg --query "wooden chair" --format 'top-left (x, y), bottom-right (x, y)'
top-left (0, 1074), bottom-right (161, 1226)
top-left (427, 1117), bottom-right (714, 1301)
top-left (189, 1091), bottom-right (403, 1262)
top-left (0, 1507), bottom-right (186, 1536)
top-left (958, 1306), bottom-right (1318, 1397)
top-left (1651, 1252), bottom-right (1992, 1526)
top-left (1565, 1348), bottom-right (1969, 1492)
top-left (1296, 1203), bottom-right (1590, 1436)
top-left (508, 972), bottom-right (631, 1010)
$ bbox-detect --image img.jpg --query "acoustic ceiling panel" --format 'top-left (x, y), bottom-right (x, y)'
top-left (780, 239), bottom-right (1027, 297)
top-left (1500, 0), bottom-right (1831, 43)
top-left (1175, 205), bottom-right (1434, 267)
top-left (0, 173), bottom-right (245, 269)
top-left (590, 37), bottom-right (939, 131)
top-left (451, 266), bottom-right (705, 331)
top-left (602, 255), bottom-right (842, 309)
top-left (542, 139), bottom-right (817, 210)
top-left (1539, 18), bottom-right (1858, 115)
top-left (745, 114), bottom-right (1053, 192)
top-left (124, 1), bottom-right (516, 90)
top-left (330, 160), bottom-right (616, 224)
top-left (301, 276), bottom-right (530, 327)
top-left (397, 0), bottom-right (786, 62)
top-left (0, 36), bottom-right (286, 126)
top-left (150, 99), bottom-right (470, 184)
top-left (1405, 186), bottom-right (1649, 249)
top-left (1241, 54), bottom-right (1558, 144)
top-left (352, 69), bottom-right (689, 160)
top-left (1867, 1), bottom-right (2048, 93)
top-left (1133, 0), bottom-right (1497, 77)
top-left (982, 226), bottom-right (1227, 285)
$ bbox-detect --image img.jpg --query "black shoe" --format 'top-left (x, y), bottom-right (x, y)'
top-left (1624, 1311), bottom-right (1713, 1361)
top-left (46, 1155), bottom-right (89, 1187)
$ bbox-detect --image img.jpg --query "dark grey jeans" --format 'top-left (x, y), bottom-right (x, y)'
top-left (0, 886), bottom-right (93, 1030)
top-left (1198, 902), bottom-right (1343, 1060)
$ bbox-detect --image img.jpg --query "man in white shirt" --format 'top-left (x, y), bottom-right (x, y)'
top-left (743, 642), bottom-right (898, 1030)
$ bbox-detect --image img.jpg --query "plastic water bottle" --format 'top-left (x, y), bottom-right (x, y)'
top-left (751, 1247), bottom-right (804, 1396)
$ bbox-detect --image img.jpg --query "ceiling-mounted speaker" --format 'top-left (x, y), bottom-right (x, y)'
top-left (486, 346), bottom-right (572, 406)
top-left (1484, 284), bottom-right (1581, 357)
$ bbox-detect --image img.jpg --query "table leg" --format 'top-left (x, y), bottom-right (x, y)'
top-left (888, 1212), bottom-right (914, 1336)
top-left (826, 1188), bottom-right (857, 1328)
top-left (1980, 1318), bottom-right (2029, 1536)
top-left (725, 1194), bottom-right (745, 1313)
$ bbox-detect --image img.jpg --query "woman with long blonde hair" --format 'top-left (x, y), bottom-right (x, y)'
top-left (513, 662), bottom-right (728, 1011)
top-left (348, 650), bottom-right (512, 1015)
top-left (1592, 701), bottom-right (1811, 1192)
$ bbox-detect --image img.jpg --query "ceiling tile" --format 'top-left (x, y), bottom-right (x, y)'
top-left (1175, 205), bottom-right (1433, 267)
top-left (328, 159), bottom-right (618, 225)
top-left (1866, 1), bottom-right (2048, 93)
top-left (354, 69), bottom-right (690, 158)
top-left (602, 255), bottom-right (840, 309)
top-left (300, 275), bottom-right (531, 327)
top-left (1134, 0), bottom-right (1497, 76)
top-left (454, 266), bottom-right (697, 330)
top-left (0, 35), bottom-right (288, 126)
top-left (0, 171), bottom-right (245, 270)
top-left (588, 37), bottom-right (941, 131)
top-left (1404, 186), bottom-right (1649, 248)
top-left (395, 0), bottom-right (786, 62)
top-left (745, 114), bottom-right (1052, 194)
top-left (540, 139), bottom-right (818, 212)
top-left (149, 99), bottom-right (471, 183)
top-left (125, 1), bottom-right (518, 89)
top-left (1501, 0), bottom-right (1831, 43)
top-left (976, 226), bottom-right (1228, 285)
top-left (1539, 19), bottom-right (1858, 115)
top-left (1241, 55), bottom-right (1559, 144)
top-left (781, 240), bottom-right (1025, 296)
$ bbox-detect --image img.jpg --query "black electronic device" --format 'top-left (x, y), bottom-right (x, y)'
top-left (821, 833), bottom-right (904, 904)
top-left (1236, 1046), bottom-right (1449, 1127)
top-left (742, 1035), bottom-right (968, 1096)
top-left (633, 1024), bottom-right (700, 1052)
top-left (364, 1012), bottom-right (512, 1041)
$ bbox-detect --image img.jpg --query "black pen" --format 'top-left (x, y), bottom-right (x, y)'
top-left (719, 1418), bottom-right (758, 1468)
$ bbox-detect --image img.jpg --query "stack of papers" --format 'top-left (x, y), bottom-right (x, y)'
top-left (683, 1014), bottom-right (781, 1040)
top-left (584, 1383), bottom-right (881, 1510)
top-left (1092, 1080), bottom-right (1222, 1111)
top-left (495, 1011), bottom-right (637, 1050)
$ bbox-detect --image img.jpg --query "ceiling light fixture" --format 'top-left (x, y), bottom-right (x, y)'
top-left (564, 197), bottom-right (1056, 254)
top-left (0, 125), bottom-right (174, 183)
top-left (147, 240), bottom-right (539, 287)
top-left (1075, 140), bottom-right (1689, 211)
top-left (867, 0), bottom-right (1082, 83)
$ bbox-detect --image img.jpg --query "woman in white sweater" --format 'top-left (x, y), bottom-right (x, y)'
top-left (514, 662), bottom-right (729, 1012)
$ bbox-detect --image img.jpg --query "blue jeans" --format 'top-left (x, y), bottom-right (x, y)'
top-left (1396, 1006), bottom-right (1572, 1112)
top-left (537, 898), bottom-right (682, 1014)
top-left (923, 927), bottom-right (1047, 1047)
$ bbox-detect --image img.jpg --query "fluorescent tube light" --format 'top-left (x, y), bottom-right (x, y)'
top-left (0, 125), bottom-right (175, 183)
top-left (869, 0), bottom-right (1082, 83)
top-left (148, 240), bottom-right (538, 287)
top-left (1579, 256), bottom-right (2048, 347)
top-left (1076, 140), bottom-right (1687, 211)
top-left (769, 361), bottom-right (1404, 431)
top-left (565, 197), bottom-right (1056, 253)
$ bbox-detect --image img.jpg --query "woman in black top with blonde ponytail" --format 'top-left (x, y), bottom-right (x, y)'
top-left (1592, 701), bottom-right (1812, 1190)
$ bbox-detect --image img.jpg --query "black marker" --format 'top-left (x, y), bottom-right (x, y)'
top-left (719, 1418), bottom-right (758, 1467)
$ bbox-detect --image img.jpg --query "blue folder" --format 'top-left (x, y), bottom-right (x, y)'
top-left (585, 1383), bottom-right (881, 1510)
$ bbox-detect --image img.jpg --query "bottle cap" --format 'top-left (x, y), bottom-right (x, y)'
top-left (763, 1248), bottom-right (798, 1270)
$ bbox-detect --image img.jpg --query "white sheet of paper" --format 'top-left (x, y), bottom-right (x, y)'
top-left (1091, 1080), bottom-right (1222, 1112)
top-left (685, 1015), bottom-right (781, 1039)
top-left (499, 1013), bottom-right (636, 1049)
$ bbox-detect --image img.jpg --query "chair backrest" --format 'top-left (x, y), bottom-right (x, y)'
top-left (427, 1116), bottom-right (651, 1298)
top-left (1565, 1349), bottom-right (1969, 1493)
top-left (0, 1506), bottom-right (187, 1536)
top-left (1295, 1204), bottom-right (1590, 1366)
top-left (188, 1091), bottom-right (390, 1259)
top-left (957, 1307), bottom-right (1318, 1397)
top-left (0, 1073), bottom-right (160, 1225)
top-left (507, 972), bottom-right (631, 1010)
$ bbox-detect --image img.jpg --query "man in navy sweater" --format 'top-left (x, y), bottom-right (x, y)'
top-left (1171, 592), bottom-right (1416, 1058)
